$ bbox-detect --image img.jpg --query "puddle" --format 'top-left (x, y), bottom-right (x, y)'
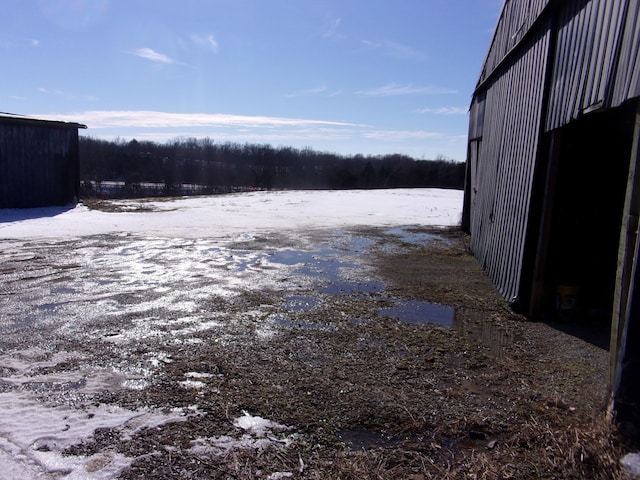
top-left (385, 226), bottom-right (440, 245)
top-left (281, 295), bottom-right (320, 312)
top-left (268, 248), bottom-right (338, 266)
top-left (338, 429), bottom-right (402, 450)
top-left (270, 314), bottom-right (336, 331)
top-left (269, 246), bottom-right (383, 297)
top-left (323, 279), bottom-right (384, 295)
top-left (379, 300), bottom-right (455, 328)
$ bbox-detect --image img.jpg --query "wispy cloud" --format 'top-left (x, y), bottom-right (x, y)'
top-left (0, 37), bottom-right (40, 49)
top-left (190, 33), bottom-right (218, 53)
top-left (35, 110), bottom-right (466, 159)
top-left (129, 47), bottom-right (174, 64)
top-left (323, 18), bottom-right (344, 39)
top-left (361, 40), bottom-right (425, 61)
top-left (37, 87), bottom-right (98, 102)
top-left (357, 83), bottom-right (457, 97)
top-left (37, 110), bottom-right (366, 129)
top-left (284, 84), bottom-right (338, 98)
top-left (362, 130), bottom-right (444, 140)
top-left (417, 107), bottom-right (468, 115)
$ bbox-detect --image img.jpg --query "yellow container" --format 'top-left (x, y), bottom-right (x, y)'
top-left (556, 284), bottom-right (580, 312)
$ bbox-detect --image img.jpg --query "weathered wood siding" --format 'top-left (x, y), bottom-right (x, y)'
top-left (0, 118), bottom-right (83, 208)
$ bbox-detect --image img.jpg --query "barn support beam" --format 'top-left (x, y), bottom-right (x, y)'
top-left (609, 101), bottom-right (640, 424)
top-left (528, 130), bottom-right (562, 319)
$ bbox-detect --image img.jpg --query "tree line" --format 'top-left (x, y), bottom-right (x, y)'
top-left (79, 136), bottom-right (465, 198)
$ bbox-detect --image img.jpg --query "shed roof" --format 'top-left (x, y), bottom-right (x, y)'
top-left (0, 113), bottom-right (87, 130)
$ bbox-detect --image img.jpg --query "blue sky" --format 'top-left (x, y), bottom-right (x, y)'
top-left (1, 0), bottom-right (503, 161)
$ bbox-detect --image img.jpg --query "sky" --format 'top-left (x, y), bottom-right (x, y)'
top-left (0, 0), bottom-right (503, 162)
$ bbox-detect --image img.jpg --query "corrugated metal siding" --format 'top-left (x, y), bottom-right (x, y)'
top-left (466, 0), bottom-right (640, 306)
top-left (546, 0), bottom-right (627, 130)
top-left (468, 93), bottom-right (486, 140)
top-left (611, 0), bottom-right (640, 106)
top-left (478, 0), bottom-right (551, 86)
top-left (470, 25), bottom-right (551, 302)
top-left (0, 123), bottom-right (78, 208)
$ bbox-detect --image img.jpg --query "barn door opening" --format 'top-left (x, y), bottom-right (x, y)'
top-left (540, 102), bottom-right (637, 328)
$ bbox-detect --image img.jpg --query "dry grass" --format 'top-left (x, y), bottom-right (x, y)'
top-left (59, 226), bottom-right (633, 479)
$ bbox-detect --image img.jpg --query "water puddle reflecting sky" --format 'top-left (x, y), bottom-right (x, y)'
top-left (379, 300), bottom-right (455, 328)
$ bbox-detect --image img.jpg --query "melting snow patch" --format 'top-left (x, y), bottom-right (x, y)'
top-left (189, 411), bottom-right (296, 459)
top-left (622, 453), bottom-right (640, 477)
top-left (267, 473), bottom-right (294, 480)
top-left (0, 392), bottom-right (190, 479)
top-left (233, 411), bottom-right (288, 435)
top-left (178, 380), bottom-right (206, 389)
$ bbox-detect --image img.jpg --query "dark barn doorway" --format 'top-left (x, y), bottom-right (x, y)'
top-left (542, 102), bottom-right (637, 329)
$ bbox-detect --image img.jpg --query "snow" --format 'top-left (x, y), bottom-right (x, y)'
top-left (622, 453), bottom-right (640, 477)
top-left (0, 188), bottom-right (462, 239)
top-left (0, 390), bottom-right (188, 480)
top-left (190, 411), bottom-right (296, 463)
top-left (0, 188), bottom-right (462, 479)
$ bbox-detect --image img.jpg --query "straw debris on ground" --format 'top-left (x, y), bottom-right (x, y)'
top-left (66, 227), bottom-right (629, 479)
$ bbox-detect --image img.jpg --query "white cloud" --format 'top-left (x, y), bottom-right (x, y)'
top-left (356, 83), bottom-right (457, 96)
top-left (417, 107), bottom-right (468, 115)
top-left (129, 47), bottom-right (174, 64)
top-left (37, 87), bottom-right (98, 102)
top-left (284, 84), bottom-right (329, 98)
top-left (1, 37), bottom-right (40, 49)
top-left (38, 87), bottom-right (64, 96)
top-left (323, 18), bottom-right (343, 39)
top-left (37, 110), bottom-right (365, 129)
top-left (191, 34), bottom-right (218, 53)
top-left (361, 40), bottom-right (425, 61)
top-left (34, 110), bottom-right (466, 159)
top-left (362, 130), bottom-right (444, 140)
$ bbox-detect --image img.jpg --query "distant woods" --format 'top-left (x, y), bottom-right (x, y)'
top-left (79, 136), bottom-right (465, 198)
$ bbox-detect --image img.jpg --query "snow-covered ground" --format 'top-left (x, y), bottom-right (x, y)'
top-left (0, 188), bottom-right (462, 479)
top-left (0, 188), bottom-right (462, 239)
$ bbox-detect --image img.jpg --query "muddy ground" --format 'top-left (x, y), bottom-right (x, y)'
top-left (0, 222), bottom-right (632, 479)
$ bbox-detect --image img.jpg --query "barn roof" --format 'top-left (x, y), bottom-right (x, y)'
top-left (0, 112), bottom-right (87, 130)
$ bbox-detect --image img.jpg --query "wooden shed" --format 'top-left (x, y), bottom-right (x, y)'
top-left (462, 0), bottom-right (640, 426)
top-left (0, 114), bottom-right (87, 208)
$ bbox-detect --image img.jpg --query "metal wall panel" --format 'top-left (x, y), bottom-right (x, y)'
top-left (546, 0), bottom-right (626, 130)
top-left (470, 25), bottom-right (551, 302)
top-left (0, 122), bottom-right (79, 208)
top-left (468, 93), bottom-right (486, 140)
top-left (612, 0), bottom-right (640, 106)
top-left (478, 0), bottom-right (551, 86)
top-left (466, 0), bottom-right (640, 308)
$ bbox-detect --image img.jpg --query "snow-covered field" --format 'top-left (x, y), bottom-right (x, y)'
top-left (0, 188), bottom-right (462, 239)
top-left (0, 188), bottom-right (462, 479)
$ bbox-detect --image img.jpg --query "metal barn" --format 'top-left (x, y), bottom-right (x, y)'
top-left (0, 114), bottom-right (86, 208)
top-left (462, 0), bottom-right (640, 425)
